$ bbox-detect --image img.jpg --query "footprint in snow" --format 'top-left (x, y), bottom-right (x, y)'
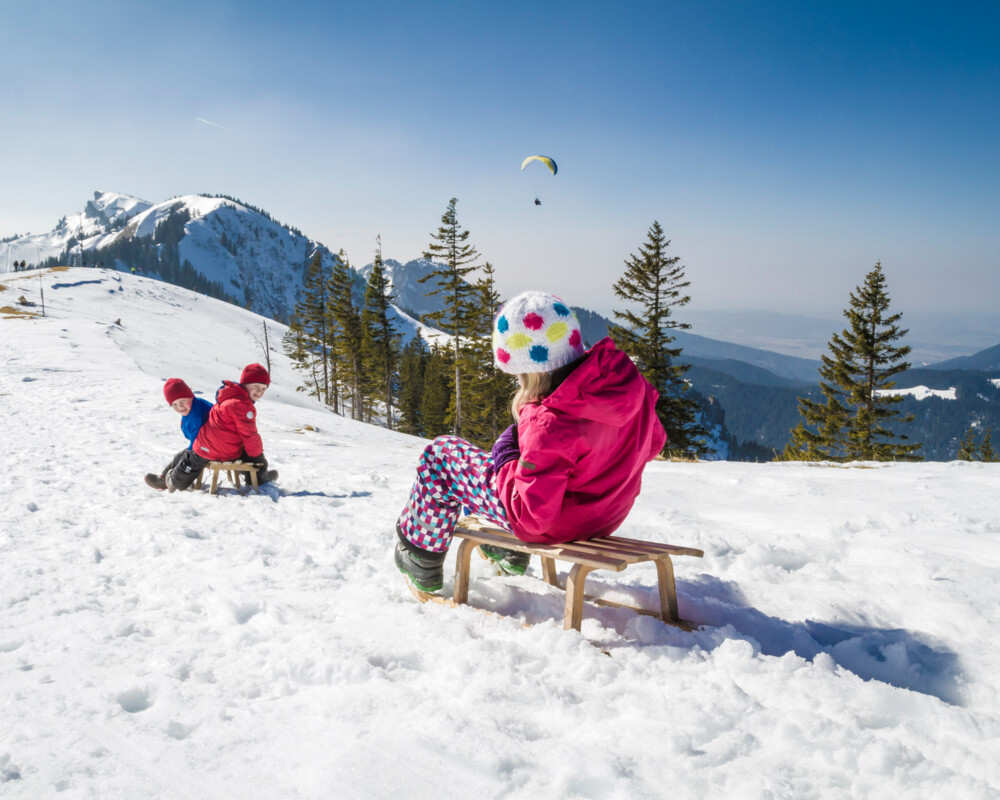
top-left (116, 686), bottom-right (154, 713)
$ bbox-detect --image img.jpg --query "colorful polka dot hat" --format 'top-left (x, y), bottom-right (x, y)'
top-left (493, 291), bottom-right (586, 374)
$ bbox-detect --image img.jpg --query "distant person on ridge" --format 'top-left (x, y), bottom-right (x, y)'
top-left (144, 378), bottom-right (213, 491)
top-left (394, 290), bottom-right (667, 594)
top-left (166, 363), bottom-right (277, 492)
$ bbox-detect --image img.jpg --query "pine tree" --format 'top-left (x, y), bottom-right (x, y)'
top-left (784, 261), bottom-right (922, 462)
top-left (459, 263), bottom-right (516, 449)
top-left (957, 426), bottom-right (978, 460)
top-left (397, 337), bottom-right (428, 436)
top-left (361, 240), bottom-right (401, 430)
top-left (421, 198), bottom-right (480, 437)
top-left (610, 221), bottom-right (705, 456)
top-left (421, 345), bottom-right (453, 437)
top-left (299, 251), bottom-right (333, 404)
top-left (281, 315), bottom-right (314, 394)
top-left (979, 429), bottom-right (997, 462)
top-left (329, 250), bottom-right (367, 420)
top-left (283, 252), bottom-right (338, 409)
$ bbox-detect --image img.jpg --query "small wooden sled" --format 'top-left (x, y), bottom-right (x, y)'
top-left (195, 461), bottom-right (259, 494)
top-left (423, 516), bottom-right (704, 632)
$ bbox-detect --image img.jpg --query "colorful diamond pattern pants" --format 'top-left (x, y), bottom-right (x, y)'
top-left (397, 436), bottom-right (510, 553)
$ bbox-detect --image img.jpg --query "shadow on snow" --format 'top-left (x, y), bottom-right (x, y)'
top-left (664, 573), bottom-right (962, 706)
top-left (465, 567), bottom-right (965, 706)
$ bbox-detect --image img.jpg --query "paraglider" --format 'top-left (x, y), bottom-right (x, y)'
top-left (522, 155), bottom-right (557, 206)
top-left (521, 155), bottom-right (557, 175)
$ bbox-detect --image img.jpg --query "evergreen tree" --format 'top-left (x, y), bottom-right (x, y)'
top-left (329, 250), bottom-right (367, 420)
top-left (784, 262), bottom-right (922, 462)
top-left (979, 429), bottom-right (997, 462)
top-left (361, 240), bottom-right (401, 430)
top-left (459, 263), bottom-right (516, 449)
top-left (297, 251), bottom-right (333, 404)
top-left (610, 221), bottom-right (705, 456)
top-left (283, 253), bottom-right (340, 410)
top-left (397, 337), bottom-right (428, 436)
top-left (957, 426), bottom-right (978, 460)
top-left (421, 345), bottom-right (453, 437)
top-left (421, 198), bottom-right (480, 436)
top-left (281, 315), bottom-right (314, 394)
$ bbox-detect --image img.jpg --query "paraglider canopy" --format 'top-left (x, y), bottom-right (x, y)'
top-left (521, 155), bottom-right (557, 175)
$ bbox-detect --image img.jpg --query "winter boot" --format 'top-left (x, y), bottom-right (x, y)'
top-left (144, 473), bottom-right (167, 491)
top-left (394, 527), bottom-right (446, 593)
top-left (480, 545), bottom-right (531, 576)
top-left (245, 469), bottom-right (277, 487)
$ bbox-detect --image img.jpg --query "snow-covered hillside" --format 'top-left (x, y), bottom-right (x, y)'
top-left (1, 191), bottom-right (343, 322)
top-left (1, 268), bottom-right (999, 799)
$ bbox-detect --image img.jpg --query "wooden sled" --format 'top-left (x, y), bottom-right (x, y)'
top-left (195, 461), bottom-right (259, 494)
top-left (447, 516), bottom-right (704, 632)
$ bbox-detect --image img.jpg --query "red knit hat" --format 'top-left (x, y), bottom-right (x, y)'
top-left (240, 363), bottom-right (271, 386)
top-left (163, 378), bottom-right (194, 405)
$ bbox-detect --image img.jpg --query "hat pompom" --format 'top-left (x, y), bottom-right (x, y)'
top-left (163, 378), bottom-right (194, 405)
top-left (492, 291), bottom-right (586, 375)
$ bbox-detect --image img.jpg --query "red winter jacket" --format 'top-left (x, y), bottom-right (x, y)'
top-left (192, 381), bottom-right (264, 461)
top-left (496, 337), bottom-right (666, 544)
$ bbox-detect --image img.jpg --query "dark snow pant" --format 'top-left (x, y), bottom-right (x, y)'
top-left (159, 449), bottom-right (188, 481)
top-left (169, 450), bottom-right (211, 491)
top-left (397, 436), bottom-right (510, 554)
top-left (169, 449), bottom-right (269, 490)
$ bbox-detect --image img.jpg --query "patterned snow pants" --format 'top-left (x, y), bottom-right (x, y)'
top-left (397, 436), bottom-right (511, 553)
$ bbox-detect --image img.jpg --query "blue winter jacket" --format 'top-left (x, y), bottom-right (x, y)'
top-left (181, 396), bottom-right (213, 449)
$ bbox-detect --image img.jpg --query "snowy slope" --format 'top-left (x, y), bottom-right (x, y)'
top-left (1, 269), bottom-right (999, 799)
top-left (1, 192), bottom-right (344, 323)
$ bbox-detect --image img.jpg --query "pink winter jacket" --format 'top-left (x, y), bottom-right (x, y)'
top-left (496, 337), bottom-right (667, 544)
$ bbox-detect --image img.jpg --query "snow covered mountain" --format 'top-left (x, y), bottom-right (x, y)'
top-left (0, 191), bottom-right (343, 322)
top-left (356, 258), bottom-right (457, 320)
top-left (1, 267), bottom-right (998, 798)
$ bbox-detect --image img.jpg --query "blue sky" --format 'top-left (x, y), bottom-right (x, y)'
top-left (1, 0), bottom-right (997, 318)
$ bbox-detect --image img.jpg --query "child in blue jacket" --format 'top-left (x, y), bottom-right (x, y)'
top-left (144, 379), bottom-right (213, 491)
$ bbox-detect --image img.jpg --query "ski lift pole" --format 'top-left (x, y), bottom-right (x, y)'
top-left (39, 275), bottom-right (45, 317)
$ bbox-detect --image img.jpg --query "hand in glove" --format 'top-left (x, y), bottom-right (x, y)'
top-left (484, 425), bottom-right (519, 482)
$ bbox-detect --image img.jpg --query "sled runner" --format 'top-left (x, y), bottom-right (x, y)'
top-left (441, 516), bottom-right (704, 632)
top-left (195, 461), bottom-right (259, 494)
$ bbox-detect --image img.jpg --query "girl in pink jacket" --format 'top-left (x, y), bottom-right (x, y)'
top-left (395, 291), bottom-right (667, 594)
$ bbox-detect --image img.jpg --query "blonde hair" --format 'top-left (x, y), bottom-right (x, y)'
top-left (510, 371), bottom-right (554, 420)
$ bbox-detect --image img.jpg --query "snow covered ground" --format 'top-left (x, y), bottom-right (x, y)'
top-left (1, 269), bottom-right (998, 799)
top-left (876, 386), bottom-right (958, 401)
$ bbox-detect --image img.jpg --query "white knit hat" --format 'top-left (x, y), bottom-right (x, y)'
top-left (492, 291), bottom-right (586, 374)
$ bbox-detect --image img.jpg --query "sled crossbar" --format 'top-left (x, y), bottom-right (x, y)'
top-left (452, 516), bottom-right (703, 632)
top-left (195, 461), bottom-right (258, 494)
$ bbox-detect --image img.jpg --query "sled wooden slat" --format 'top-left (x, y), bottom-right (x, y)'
top-left (195, 461), bottom-right (258, 494)
top-left (452, 516), bottom-right (703, 632)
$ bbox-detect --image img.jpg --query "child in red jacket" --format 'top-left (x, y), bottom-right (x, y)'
top-left (394, 291), bottom-right (666, 593)
top-left (167, 363), bottom-right (278, 491)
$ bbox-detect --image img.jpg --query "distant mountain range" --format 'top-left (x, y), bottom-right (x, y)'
top-left (680, 308), bottom-right (1000, 367)
top-left (5, 190), bottom-right (999, 460)
top-left (928, 344), bottom-right (1000, 372)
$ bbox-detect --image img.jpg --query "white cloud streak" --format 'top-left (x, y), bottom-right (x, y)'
top-left (195, 117), bottom-right (232, 132)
